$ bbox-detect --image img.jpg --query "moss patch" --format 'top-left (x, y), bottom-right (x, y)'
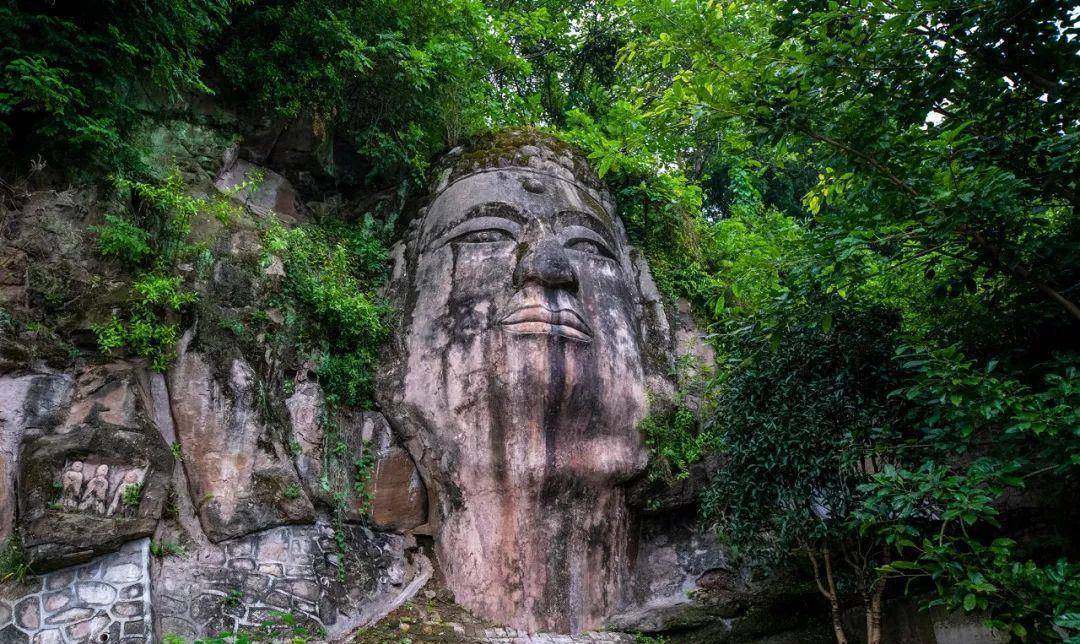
top-left (442, 127), bottom-right (603, 191)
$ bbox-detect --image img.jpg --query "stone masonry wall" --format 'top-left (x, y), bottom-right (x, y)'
top-left (0, 539), bottom-right (151, 644)
top-left (153, 523), bottom-right (429, 641)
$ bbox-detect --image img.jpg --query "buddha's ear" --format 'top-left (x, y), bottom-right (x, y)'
top-left (630, 248), bottom-right (675, 388)
top-left (383, 240), bottom-right (409, 300)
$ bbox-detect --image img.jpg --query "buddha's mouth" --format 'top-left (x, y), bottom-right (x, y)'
top-left (500, 305), bottom-right (592, 342)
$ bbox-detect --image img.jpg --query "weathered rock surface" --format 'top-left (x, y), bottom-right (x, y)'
top-left (214, 155), bottom-right (306, 223)
top-left (235, 116), bottom-right (338, 197)
top-left (613, 511), bottom-right (848, 642)
top-left (284, 378), bottom-right (427, 529)
top-left (285, 376), bottom-right (325, 502)
top-left (0, 188), bottom-right (129, 371)
top-left (378, 132), bottom-right (674, 633)
top-left (16, 364), bottom-right (173, 569)
top-left (152, 523), bottom-right (430, 640)
top-left (0, 538), bottom-right (152, 643)
top-left (168, 331), bottom-right (314, 542)
top-left (0, 372), bottom-right (74, 544)
top-left (370, 446), bottom-right (427, 532)
top-left (612, 514), bottom-right (733, 634)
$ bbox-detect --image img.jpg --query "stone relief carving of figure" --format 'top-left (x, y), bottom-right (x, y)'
top-left (77, 463), bottom-right (110, 515)
top-left (59, 461), bottom-right (85, 511)
top-left (107, 470), bottom-right (142, 516)
top-left (379, 132), bottom-right (672, 633)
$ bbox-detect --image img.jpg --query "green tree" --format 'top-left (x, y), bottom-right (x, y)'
top-left (0, 0), bottom-right (231, 173)
top-left (613, 1), bottom-right (1079, 640)
top-left (704, 299), bottom-right (904, 644)
top-left (627, 0), bottom-right (1080, 325)
top-left (216, 0), bottom-right (526, 184)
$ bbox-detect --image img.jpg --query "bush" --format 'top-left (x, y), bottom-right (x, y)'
top-left (92, 215), bottom-right (153, 265)
top-left (0, 534), bottom-right (31, 584)
top-left (642, 404), bottom-right (707, 483)
top-left (319, 350), bottom-right (380, 407)
top-left (702, 300), bottom-right (902, 552)
top-left (90, 174), bottom-right (232, 370)
top-left (94, 273), bottom-right (197, 371)
top-left (264, 219), bottom-right (389, 402)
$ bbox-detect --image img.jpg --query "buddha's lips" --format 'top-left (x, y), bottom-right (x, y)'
top-left (500, 305), bottom-right (592, 342)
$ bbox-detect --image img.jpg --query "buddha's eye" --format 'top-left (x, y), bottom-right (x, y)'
top-left (453, 229), bottom-right (514, 244)
top-left (567, 239), bottom-right (613, 259)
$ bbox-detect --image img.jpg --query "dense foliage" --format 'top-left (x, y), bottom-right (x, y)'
top-left (263, 218), bottom-right (389, 407)
top-left (617, 1), bottom-right (1080, 640)
top-left (2, 0), bottom-right (1077, 641)
top-left (217, 0), bottom-right (524, 184)
top-left (90, 174), bottom-right (215, 370)
top-left (0, 0), bottom-right (230, 174)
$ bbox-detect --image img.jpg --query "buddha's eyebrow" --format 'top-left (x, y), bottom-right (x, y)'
top-left (556, 210), bottom-right (617, 248)
top-left (427, 202), bottom-right (526, 245)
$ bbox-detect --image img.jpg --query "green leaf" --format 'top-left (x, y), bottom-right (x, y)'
top-left (1055, 613), bottom-right (1080, 629)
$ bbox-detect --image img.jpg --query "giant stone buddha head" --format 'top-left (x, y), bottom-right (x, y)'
top-left (379, 131), bottom-right (672, 633)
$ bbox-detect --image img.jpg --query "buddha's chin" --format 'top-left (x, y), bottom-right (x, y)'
top-left (557, 438), bottom-right (647, 487)
top-left (469, 439), bottom-right (646, 492)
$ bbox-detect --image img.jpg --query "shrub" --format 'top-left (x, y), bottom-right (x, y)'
top-left (94, 273), bottom-right (196, 372)
top-left (90, 174), bottom-right (215, 371)
top-left (264, 219), bottom-right (389, 407)
top-left (319, 350), bottom-right (380, 408)
top-left (92, 215), bottom-right (152, 265)
top-left (121, 482), bottom-right (144, 509)
top-left (641, 404), bottom-right (707, 483)
top-left (0, 534), bottom-right (31, 584)
top-left (150, 540), bottom-right (187, 558)
top-left (282, 483), bottom-right (302, 500)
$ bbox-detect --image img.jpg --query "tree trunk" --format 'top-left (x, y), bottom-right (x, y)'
top-left (865, 584), bottom-right (885, 644)
top-left (808, 548), bottom-right (850, 644)
top-left (865, 555), bottom-right (889, 644)
top-left (831, 602), bottom-right (849, 644)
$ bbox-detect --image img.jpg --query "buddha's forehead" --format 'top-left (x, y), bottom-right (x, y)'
top-left (421, 169), bottom-right (615, 247)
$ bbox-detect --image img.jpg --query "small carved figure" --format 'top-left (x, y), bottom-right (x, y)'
top-left (107, 470), bottom-right (142, 516)
top-left (59, 461), bottom-right (85, 511)
top-left (77, 464), bottom-right (110, 515)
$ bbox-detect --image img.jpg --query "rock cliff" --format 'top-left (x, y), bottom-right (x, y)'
top-left (0, 114), bottom-right (997, 644)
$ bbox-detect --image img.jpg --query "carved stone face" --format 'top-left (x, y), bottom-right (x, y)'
top-left (70, 461), bottom-right (83, 472)
top-left (94, 464), bottom-right (108, 478)
top-left (403, 167), bottom-right (649, 488)
top-left (383, 137), bottom-right (670, 632)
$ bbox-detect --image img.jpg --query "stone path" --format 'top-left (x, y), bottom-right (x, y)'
top-left (0, 539), bottom-right (151, 643)
top-left (474, 628), bottom-right (634, 643)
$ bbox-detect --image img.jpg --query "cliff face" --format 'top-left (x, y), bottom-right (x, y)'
top-left (0, 110), bottom-right (996, 644)
top-left (0, 107), bottom-right (433, 642)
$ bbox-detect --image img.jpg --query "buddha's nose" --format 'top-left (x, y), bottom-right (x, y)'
top-left (515, 237), bottom-right (578, 293)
